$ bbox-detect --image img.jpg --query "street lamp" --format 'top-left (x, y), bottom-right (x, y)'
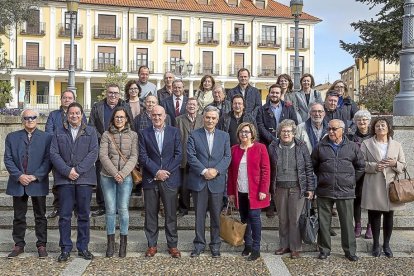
top-left (178, 58), bottom-right (185, 79)
top-left (290, 0), bottom-right (303, 92)
top-left (67, 0), bottom-right (79, 94)
top-left (187, 62), bottom-right (193, 77)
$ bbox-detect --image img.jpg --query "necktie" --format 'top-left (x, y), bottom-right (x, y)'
top-left (175, 98), bottom-right (180, 117)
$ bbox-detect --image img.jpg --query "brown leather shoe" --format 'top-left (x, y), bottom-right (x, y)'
top-left (145, 247), bottom-right (157, 257)
top-left (290, 251), bottom-right (300, 259)
top-left (274, 248), bottom-right (290, 255)
top-left (168, 247), bottom-right (181, 258)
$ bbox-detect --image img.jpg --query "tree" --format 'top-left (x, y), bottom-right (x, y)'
top-left (97, 65), bottom-right (128, 101)
top-left (340, 0), bottom-right (403, 62)
top-left (358, 78), bottom-right (399, 114)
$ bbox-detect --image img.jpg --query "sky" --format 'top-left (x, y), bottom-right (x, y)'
top-left (277, 0), bottom-right (381, 85)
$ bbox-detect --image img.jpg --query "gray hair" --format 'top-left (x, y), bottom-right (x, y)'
top-left (308, 102), bottom-right (324, 114)
top-left (203, 105), bottom-right (220, 117)
top-left (213, 84), bottom-right (224, 93)
top-left (353, 110), bottom-right (372, 123)
top-left (277, 119), bottom-right (297, 136)
top-left (21, 108), bottom-right (39, 120)
top-left (172, 79), bottom-right (184, 86)
top-left (163, 71), bottom-right (175, 79)
top-left (329, 119), bottom-right (346, 129)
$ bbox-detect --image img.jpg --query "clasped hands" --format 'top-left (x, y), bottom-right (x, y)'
top-left (376, 158), bottom-right (397, 172)
top-left (68, 168), bottom-right (80, 181)
top-left (203, 168), bottom-right (218, 180)
top-left (18, 174), bottom-right (37, 186)
top-left (155, 170), bottom-right (170, 182)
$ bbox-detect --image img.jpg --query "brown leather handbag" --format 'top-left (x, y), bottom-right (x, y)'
top-left (389, 169), bottom-right (414, 203)
top-left (219, 202), bottom-right (246, 247)
top-left (109, 134), bottom-right (142, 185)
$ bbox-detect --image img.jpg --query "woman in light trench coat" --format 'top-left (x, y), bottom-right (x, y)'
top-left (360, 117), bottom-right (406, 258)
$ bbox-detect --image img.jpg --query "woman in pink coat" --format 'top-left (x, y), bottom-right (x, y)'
top-left (227, 122), bottom-right (270, 261)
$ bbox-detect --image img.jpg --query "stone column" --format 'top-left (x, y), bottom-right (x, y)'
top-left (49, 76), bottom-right (56, 110)
top-left (84, 77), bottom-right (91, 110)
top-left (189, 80), bottom-right (194, 97)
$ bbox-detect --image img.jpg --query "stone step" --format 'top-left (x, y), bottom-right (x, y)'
top-left (1, 229), bottom-right (413, 254)
top-left (0, 210), bottom-right (413, 230)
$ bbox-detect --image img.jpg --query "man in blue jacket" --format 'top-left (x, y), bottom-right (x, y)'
top-left (50, 102), bottom-right (99, 262)
top-left (4, 109), bottom-right (52, 258)
top-left (45, 90), bottom-right (86, 219)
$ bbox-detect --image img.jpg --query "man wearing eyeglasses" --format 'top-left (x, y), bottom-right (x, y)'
top-left (89, 83), bottom-right (133, 217)
top-left (311, 119), bottom-right (365, 262)
top-left (4, 109), bottom-right (52, 258)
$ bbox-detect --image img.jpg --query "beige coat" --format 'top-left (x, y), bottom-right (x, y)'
top-left (99, 125), bottom-right (138, 179)
top-left (360, 137), bottom-right (406, 211)
top-left (194, 89), bottom-right (214, 114)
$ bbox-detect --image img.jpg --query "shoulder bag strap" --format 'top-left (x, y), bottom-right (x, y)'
top-left (109, 133), bottom-right (128, 163)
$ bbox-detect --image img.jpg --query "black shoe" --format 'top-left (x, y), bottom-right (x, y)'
top-left (211, 251), bottom-right (221, 258)
top-left (58, 252), bottom-right (70, 262)
top-left (318, 252), bottom-right (330, 260)
top-left (383, 246), bottom-right (393, 258)
top-left (177, 210), bottom-right (188, 218)
top-left (247, 251), bottom-right (260, 261)
top-left (190, 249), bottom-right (203, 258)
top-left (330, 229), bottom-right (337, 236)
top-left (372, 245), bottom-right (381, 257)
top-left (7, 246), bottom-right (24, 258)
top-left (242, 246), bottom-right (252, 256)
top-left (47, 209), bottom-right (59, 219)
top-left (345, 254), bottom-right (359, 262)
top-left (91, 208), bottom-right (105, 217)
top-left (78, 250), bottom-right (94, 260)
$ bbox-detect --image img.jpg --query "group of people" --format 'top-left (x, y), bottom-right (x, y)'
top-left (4, 66), bottom-right (406, 263)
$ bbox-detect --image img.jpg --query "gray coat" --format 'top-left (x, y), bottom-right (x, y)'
top-left (360, 137), bottom-right (406, 211)
top-left (294, 89), bottom-right (323, 123)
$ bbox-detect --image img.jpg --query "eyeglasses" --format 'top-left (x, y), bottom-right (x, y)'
top-left (281, 130), bottom-right (293, 134)
top-left (311, 110), bottom-right (324, 114)
top-left (239, 130), bottom-right (251, 135)
top-left (23, 116), bottom-right (37, 121)
top-left (357, 118), bottom-right (369, 122)
top-left (115, 116), bottom-right (125, 121)
top-left (328, 127), bottom-right (342, 132)
top-left (108, 92), bottom-right (120, 96)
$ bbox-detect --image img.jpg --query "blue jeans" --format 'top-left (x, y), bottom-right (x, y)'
top-left (238, 192), bottom-right (262, 252)
top-left (101, 175), bottom-right (133, 235)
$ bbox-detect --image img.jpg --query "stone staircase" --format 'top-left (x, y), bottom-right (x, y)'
top-left (1, 175), bottom-right (414, 254)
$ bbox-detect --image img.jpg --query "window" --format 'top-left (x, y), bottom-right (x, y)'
top-left (136, 48), bottom-right (148, 68)
top-left (198, 0), bottom-right (208, 4)
top-left (64, 44), bottom-right (78, 69)
top-left (234, 53), bottom-right (244, 73)
top-left (228, 0), bottom-right (238, 7)
top-left (170, 49), bottom-right (182, 74)
top-left (170, 19), bottom-right (182, 42)
top-left (234, 24), bottom-right (244, 42)
top-left (26, 42), bottom-right (39, 68)
top-left (202, 51), bottom-right (213, 75)
top-left (289, 55), bottom-right (304, 76)
top-left (261, 25), bottom-right (276, 44)
top-left (64, 12), bottom-right (78, 34)
top-left (36, 81), bottom-right (49, 104)
top-left (97, 46), bottom-right (116, 70)
top-left (256, 0), bottom-right (265, 9)
top-left (136, 17), bottom-right (148, 40)
top-left (27, 9), bottom-right (40, 34)
top-left (289, 27), bottom-right (304, 48)
top-left (98, 14), bottom-right (116, 38)
top-left (203, 21), bottom-right (214, 41)
top-left (261, 54), bottom-right (276, 76)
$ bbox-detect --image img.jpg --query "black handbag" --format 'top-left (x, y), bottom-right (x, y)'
top-left (299, 199), bottom-right (319, 245)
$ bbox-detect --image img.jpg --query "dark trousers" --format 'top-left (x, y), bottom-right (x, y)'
top-left (178, 167), bottom-right (191, 212)
top-left (238, 192), bottom-right (262, 251)
top-left (192, 185), bottom-right (223, 252)
top-left (354, 195), bottom-right (362, 223)
top-left (52, 185), bottom-right (59, 210)
top-left (95, 160), bottom-right (105, 209)
top-left (12, 194), bottom-right (47, 248)
top-left (317, 197), bottom-right (356, 256)
top-left (58, 185), bottom-right (92, 252)
top-left (144, 183), bottom-right (178, 248)
top-left (368, 210), bottom-right (394, 248)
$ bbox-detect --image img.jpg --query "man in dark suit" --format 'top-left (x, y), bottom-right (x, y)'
top-left (4, 109), bottom-right (52, 258)
top-left (161, 79), bottom-right (188, 126)
top-left (139, 105), bottom-right (182, 258)
top-left (227, 68), bottom-right (262, 116)
top-left (187, 106), bottom-right (231, 258)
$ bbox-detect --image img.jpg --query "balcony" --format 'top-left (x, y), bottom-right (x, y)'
top-left (196, 63), bottom-right (220, 76)
top-left (57, 57), bottom-right (83, 71)
top-left (228, 65), bottom-right (251, 76)
top-left (229, 34), bottom-right (251, 47)
top-left (164, 30), bottom-right (188, 44)
top-left (287, 67), bottom-right (310, 78)
top-left (129, 60), bottom-right (154, 73)
top-left (94, 26), bottom-right (121, 39)
top-left (92, 59), bottom-right (121, 71)
top-left (163, 62), bottom-right (192, 75)
top-left (286, 38), bottom-right (310, 50)
top-left (257, 66), bottom-right (281, 77)
top-left (130, 28), bottom-right (155, 41)
top-left (18, 55), bottom-right (45, 69)
top-left (20, 22), bottom-right (46, 36)
top-left (257, 37), bottom-right (281, 49)
top-left (57, 23), bottom-right (83, 38)
top-left (197, 33), bottom-right (220, 45)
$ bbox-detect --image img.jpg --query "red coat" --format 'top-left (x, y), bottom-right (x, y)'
top-left (227, 142), bottom-right (270, 209)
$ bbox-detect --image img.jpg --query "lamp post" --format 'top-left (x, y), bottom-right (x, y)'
top-left (187, 62), bottom-right (194, 97)
top-left (393, 0), bottom-right (414, 115)
top-left (187, 62), bottom-right (193, 77)
top-left (67, 0), bottom-right (79, 94)
top-left (179, 58), bottom-right (185, 79)
top-left (290, 0), bottom-right (303, 92)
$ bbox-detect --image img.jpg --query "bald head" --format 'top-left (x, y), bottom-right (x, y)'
top-left (151, 105), bottom-right (167, 129)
